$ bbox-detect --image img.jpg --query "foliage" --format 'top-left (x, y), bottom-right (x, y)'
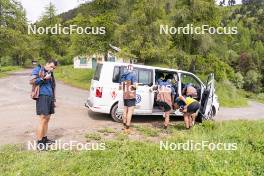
top-left (0, 0), bottom-right (263, 93)
top-left (55, 65), bottom-right (94, 89)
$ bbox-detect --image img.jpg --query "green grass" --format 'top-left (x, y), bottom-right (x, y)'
top-left (1, 120), bottom-right (264, 175)
top-left (85, 132), bottom-right (102, 141)
top-left (97, 127), bottom-right (116, 134)
top-left (243, 92), bottom-right (264, 104)
top-left (55, 65), bottom-right (95, 90)
top-left (0, 66), bottom-right (22, 78)
top-left (253, 93), bottom-right (264, 104)
top-left (134, 125), bottom-right (160, 137)
top-left (216, 80), bottom-right (248, 107)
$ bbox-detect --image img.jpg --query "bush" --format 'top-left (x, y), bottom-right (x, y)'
top-left (216, 80), bottom-right (248, 107)
top-left (232, 72), bottom-right (244, 89)
top-left (244, 70), bottom-right (262, 93)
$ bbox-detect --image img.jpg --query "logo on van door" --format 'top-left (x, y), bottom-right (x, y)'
top-left (136, 94), bottom-right (141, 104)
top-left (111, 91), bottom-right (117, 99)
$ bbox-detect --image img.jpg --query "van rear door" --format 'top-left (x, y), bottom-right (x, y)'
top-left (87, 63), bottom-right (103, 107)
top-left (199, 73), bottom-right (215, 120)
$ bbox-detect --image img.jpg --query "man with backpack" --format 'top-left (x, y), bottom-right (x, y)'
top-left (120, 64), bottom-right (138, 134)
top-left (30, 59), bottom-right (57, 150)
top-left (154, 74), bottom-right (176, 129)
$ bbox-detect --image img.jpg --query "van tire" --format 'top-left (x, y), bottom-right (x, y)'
top-left (110, 103), bottom-right (123, 123)
top-left (196, 112), bottom-right (203, 123)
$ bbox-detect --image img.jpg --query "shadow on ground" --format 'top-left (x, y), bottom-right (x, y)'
top-left (88, 110), bottom-right (184, 124)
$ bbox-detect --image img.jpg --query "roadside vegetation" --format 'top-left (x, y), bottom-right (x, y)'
top-left (0, 66), bottom-right (22, 78)
top-left (216, 81), bottom-right (248, 107)
top-left (1, 120), bottom-right (264, 175)
top-left (55, 65), bottom-right (94, 90)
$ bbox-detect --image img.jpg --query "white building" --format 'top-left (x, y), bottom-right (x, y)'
top-left (73, 45), bottom-right (126, 69)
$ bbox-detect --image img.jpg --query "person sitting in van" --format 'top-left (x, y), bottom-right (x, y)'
top-left (177, 95), bottom-right (200, 129)
top-left (152, 75), bottom-right (176, 129)
top-left (120, 64), bottom-right (138, 134)
top-left (155, 73), bottom-right (165, 85)
top-left (182, 83), bottom-right (197, 99)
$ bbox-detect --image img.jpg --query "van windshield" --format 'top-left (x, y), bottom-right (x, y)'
top-left (93, 64), bottom-right (103, 81)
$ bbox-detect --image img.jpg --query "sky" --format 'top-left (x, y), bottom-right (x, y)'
top-left (19, 0), bottom-right (242, 23)
top-left (18, 0), bottom-right (89, 23)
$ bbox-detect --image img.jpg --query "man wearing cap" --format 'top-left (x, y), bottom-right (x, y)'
top-left (120, 64), bottom-right (138, 133)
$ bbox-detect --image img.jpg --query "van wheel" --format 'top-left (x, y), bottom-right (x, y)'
top-left (196, 112), bottom-right (203, 123)
top-left (110, 103), bottom-right (123, 123)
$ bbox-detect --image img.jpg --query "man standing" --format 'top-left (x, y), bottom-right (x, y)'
top-left (31, 59), bottom-right (57, 149)
top-left (120, 64), bottom-right (137, 134)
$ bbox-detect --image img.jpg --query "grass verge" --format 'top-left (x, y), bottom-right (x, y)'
top-left (0, 66), bottom-right (22, 78)
top-left (216, 80), bottom-right (248, 107)
top-left (55, 65), bottom-right (94, 90)
top-left (1, 120), bottom-right (264, 175)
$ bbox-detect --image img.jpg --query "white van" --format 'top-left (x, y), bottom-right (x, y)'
top-left (85, 62), bottom-right (219, 123)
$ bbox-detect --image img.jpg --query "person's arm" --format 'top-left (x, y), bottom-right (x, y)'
top-left (31, 67), bottom-right (44, 85)
top-left (179, 95), bottom-right (187, 104)
top-left (35, 77), bottom-right (44, 85)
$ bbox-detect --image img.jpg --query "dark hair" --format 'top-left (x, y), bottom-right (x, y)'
top-left (158, 73), bottom-right (164, 79)
top-left (165, 74), bottom-right (173, 80)
top-left (47, 59), bottom-right (58, 66)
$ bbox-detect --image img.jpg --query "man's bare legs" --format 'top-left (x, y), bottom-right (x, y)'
top-left (184, 113), bottom-right (191, 129)
top-left (126, 106), bottom-right (134, 127)
top-left (123, 106), bottom-right (128, 128)
top-left (123, 106), bottom-right (134, 133)
top-left (164, 111), bottom-right (170, 129)
top-left (37, 115), bottom-right (50, 140)
top-left (43, 115), bottom-right (50, 137)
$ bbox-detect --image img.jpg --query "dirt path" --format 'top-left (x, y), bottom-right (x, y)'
top-left (0, 69), bottom-right (263, 145)
top-left (216, 101), bottom-right (264, 120)
top-left (0, 69), bottom-right (164, 145)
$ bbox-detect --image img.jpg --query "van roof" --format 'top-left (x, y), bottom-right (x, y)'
top-left (99, 62), bottom-right (192, 75)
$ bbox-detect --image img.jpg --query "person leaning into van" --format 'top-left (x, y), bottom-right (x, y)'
top-left (152, 75), bottom-right (176, 129)
top-left (177, 95), bottom-right (200, 129)
top-left (120, 64), bottom-right (138, 133)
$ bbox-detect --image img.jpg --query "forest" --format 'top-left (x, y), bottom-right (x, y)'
top-left (0, 0), bottom-right (263, 93)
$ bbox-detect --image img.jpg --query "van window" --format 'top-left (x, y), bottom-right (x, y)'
top-left (112, 66), bottom-right (121, 83)
top-left (115, 66), bottom-right (153, 85)
top-left (136, 68), bottom-right (153, 85)
top-left (93, 63), bottom-right (103, 81)
top-left (181, 73), bottom-right (201, 89)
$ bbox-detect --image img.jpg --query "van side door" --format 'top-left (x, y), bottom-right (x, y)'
top-left (179, 73), bottom-right (204, 101)
top-left (117, 67), bottom-right (154, 114)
